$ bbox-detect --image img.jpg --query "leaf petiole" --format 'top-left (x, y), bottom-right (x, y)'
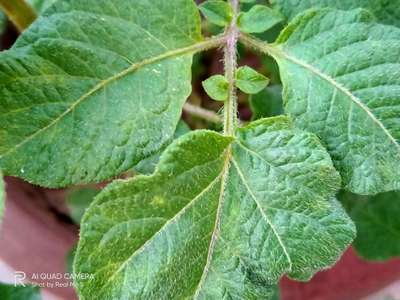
top-left (183, 102), bottom-right (222, 123)
top-left (0, 0), bottom-right (36, 32)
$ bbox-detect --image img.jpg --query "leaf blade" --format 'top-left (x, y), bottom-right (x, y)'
top-left (199, 0), bottom-right (233, 27)
top-left (0, 283), bottom-right (41, 300)
top-left (238, 5), bottom-right (284, 34)
top-left (340, 190), bottom-right (400, 261)
top-left (236, 66), bottom-right (270, 94)
top-left (202, 74), bottom-right (229, 101)
top-left (273, 8), bottom-right (400, 194)
top-left (250, 85), bottom-right (284, 119)
top-left (134, 120), bottom-right (191, 175)
top-left (271, 0), bottom-right (400, 27)
top-left (0, 0), bottom-right (208, 187)
top-left (75, 117), bottom-right (354, 299)
top-left (74, 130), bottom-right (233, 299)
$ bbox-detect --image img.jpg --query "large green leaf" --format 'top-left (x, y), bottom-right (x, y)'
top-left (75, 117), bottom-right (355, 299)
top-left (272, 9), bottom-right (400, 194)
top-left (0, 283), bottom-right (41, 300)
top-left (271, 0), bottom-right (400, 26)
top-left (0, 0), bottom-right (207, 187)
top-left (339, 190), bottom-right (400, 261)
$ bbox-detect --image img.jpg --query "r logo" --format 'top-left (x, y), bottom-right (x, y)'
top-left (14, 271), bottom-right (26, 287)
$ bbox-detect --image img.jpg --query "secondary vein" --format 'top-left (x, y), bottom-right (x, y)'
top-left (95, 170), bottom-right (225, 297)
top-left (231, 158), bottom-right (293, 272)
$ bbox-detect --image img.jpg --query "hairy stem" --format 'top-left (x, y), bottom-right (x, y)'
top-left (183, 102), bottom-right (222, 123)
top-left (223, 0), bottom-right (240, 136)
top-left (0, 0), bottom-right (36, 32)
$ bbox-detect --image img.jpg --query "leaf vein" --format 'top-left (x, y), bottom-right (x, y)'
top-left (0, 37), bottom-right (225, 160)
top-left (96, 171), bottom-right (224, 297)
top-left (279, 49), bottom-right (400, 152)
top-left (231, 158), bottom-right (293, 272)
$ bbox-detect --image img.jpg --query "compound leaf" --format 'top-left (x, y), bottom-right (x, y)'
top-left (0, 0), bottom-right (204, 187)
top-left (74, 117), bottom-right (355, 299)
top-left (339, 190), bottom-right (400, 261)
top-left (273, 9), bottom-right (400, 194)
top-left (271, 0), bottom-right (400, 27)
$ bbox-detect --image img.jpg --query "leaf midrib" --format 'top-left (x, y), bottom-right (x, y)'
top-left (94, 166), bottom-right (226, 298)
top-left (0, 37), bottom-right (224, 160)
top-left (193, 148), bottom-right (232, 298)
top-left (241, 33), bottom-right (400, 152)
top-left (92, 146), bottom-right (233, 298)
top-left (275, 47), bottom-right (400, 152)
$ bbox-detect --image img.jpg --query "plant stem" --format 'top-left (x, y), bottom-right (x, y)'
top-left (223, 0), bottom-right (240, 136)
top-left (183, 102), bottom-right (222, 124)
top-left (0, 0), bottom-right (36, 32)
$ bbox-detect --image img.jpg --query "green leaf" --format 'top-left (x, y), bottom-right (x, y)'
top-left (202, 74), bottom-right (229, 101)
top-left (199, 0), bottom-right (233, 27)
top-left (0, 171), bottom-right (4, 223)
top-left (250, 85), bottom-right (283, 120)
top-left (271, 286), bottom-right (280, 300)
top-left (271, 0), bottom-right (400, 27)
top-left (66, 187), bottom-right (99, 224)
top-left (0, 283), bottom-right (41, 300)
top-left (236, 66), bottom-right (269, 94)
top-left (339, 190), bottom-right (400, 261)
top-left (272, 9), bottom-right (400, 194)
top-left (0, 0), bottom-right (208, 188)
top-left (75, 117), bottom-right (355, 299)
top-left (238, 5), bottom-right (284, 33)
top-left (134, 120), bottom-right (191, 175)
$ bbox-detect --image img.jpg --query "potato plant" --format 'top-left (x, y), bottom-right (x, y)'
top-left (0, 0), bottom-right (399, 299)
